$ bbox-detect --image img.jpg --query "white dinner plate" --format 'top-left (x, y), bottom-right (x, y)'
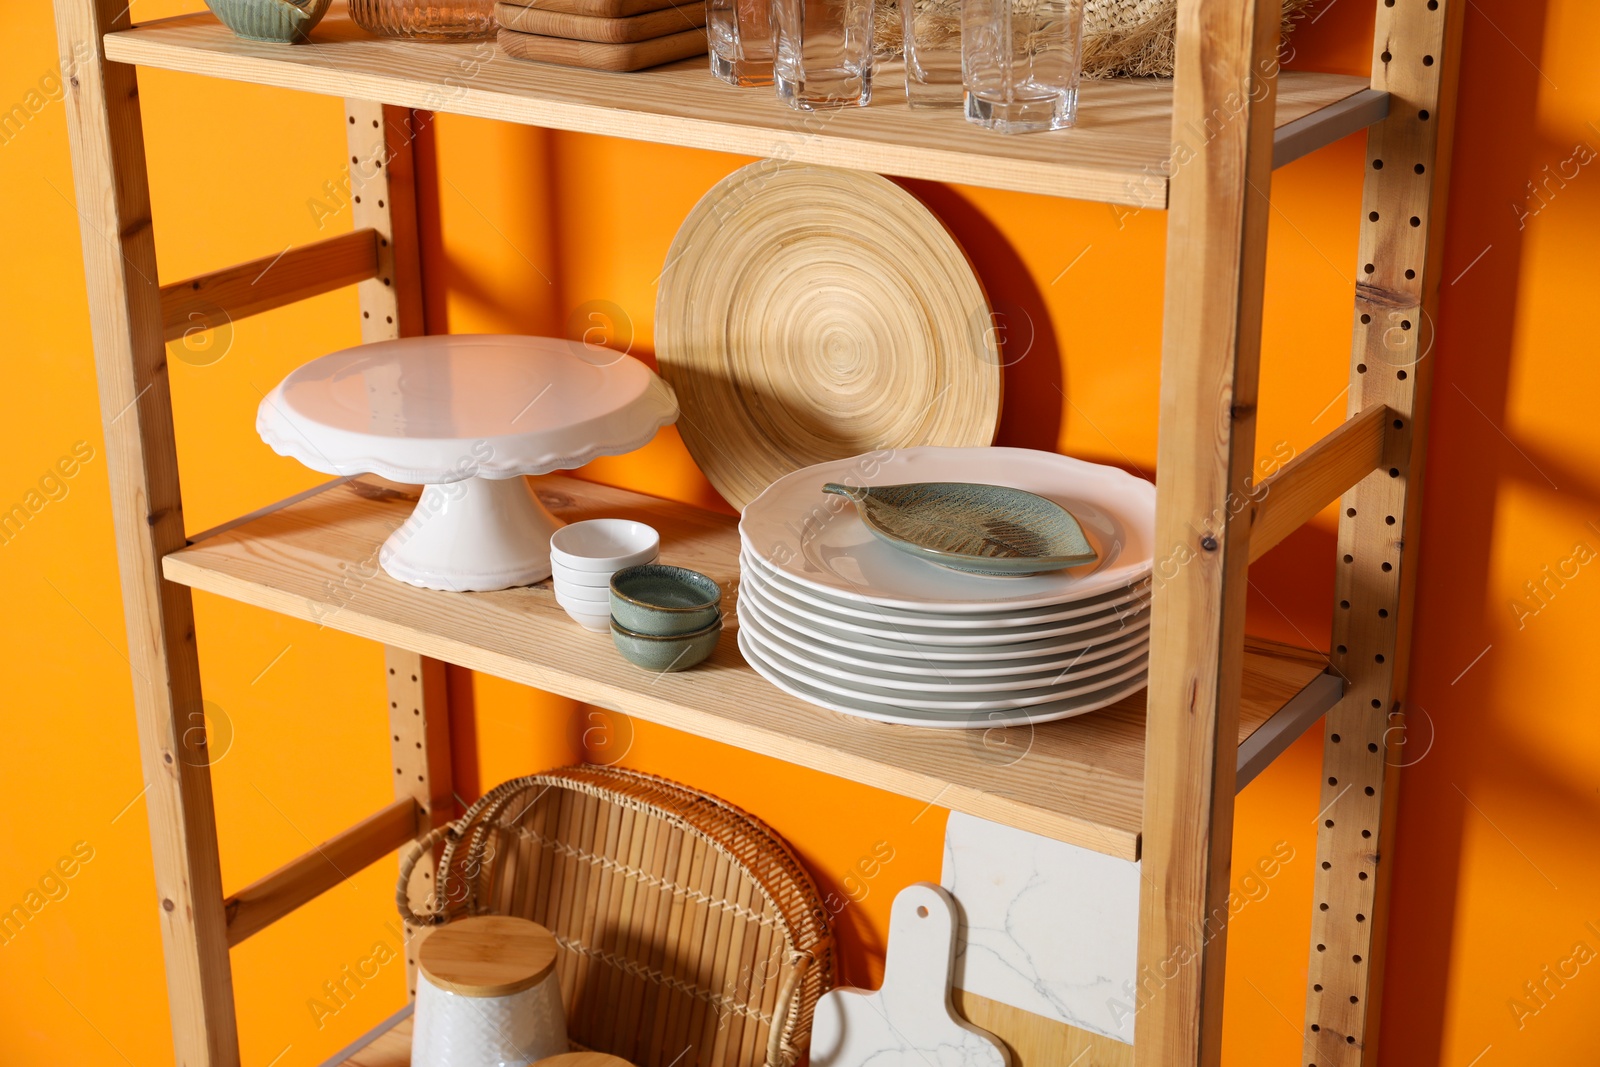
top-left (740, 621), bottom-right (1149, 711)
top-left (738, 630), bottom-right (1149, 728)
top-left (739, 563), bottom-right (1149, 647)
top-left (740, 548), bottom-right (1150, 629)
top-left (737, 576), bottom-right (1151, 661)
top-left (739, 447), bottom-right (1155, 613)
top-left (738, 590), bottom-right (1151, 678)
top-left (741, 606), bottom-right (1148, 694)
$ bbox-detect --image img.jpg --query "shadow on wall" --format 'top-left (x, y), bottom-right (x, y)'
top-left (1375, 0), bottom-right (1595, 1062)
top-left (897, 178), bottom-right (1067, 453)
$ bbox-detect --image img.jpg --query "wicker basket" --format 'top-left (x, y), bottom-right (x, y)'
top-left (876, 0), bottom-right (1316, 79)
top-left (397, 765), bottom-right (836, 1067)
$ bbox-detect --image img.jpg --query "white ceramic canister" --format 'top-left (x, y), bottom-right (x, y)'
top-left (412, 915), bottom-right (567, 1067)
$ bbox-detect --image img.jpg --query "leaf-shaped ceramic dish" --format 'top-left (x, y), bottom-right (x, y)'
top-left (204, 0), bottom-right (330, 42)
top-left (822, 481), bottom-right (1099, 577)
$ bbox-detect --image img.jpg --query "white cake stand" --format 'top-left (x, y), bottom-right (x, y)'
top-left (258, 335), bottom-right (678, 592)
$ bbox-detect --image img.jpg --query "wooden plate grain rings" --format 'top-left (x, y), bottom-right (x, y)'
top-left (656, 162), bottom-right (1002, 511)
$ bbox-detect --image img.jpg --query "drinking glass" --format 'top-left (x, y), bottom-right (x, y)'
top-left (773, 0), bottom-right (874, 109)
top-left (708, 0), bottom-right (776, 86)
top-left (902, 0), bottom-right (963, 108)
top-left (348, 0), bottom-right (495, 38)
top-left (962, 0), bottom-right (1087, 133)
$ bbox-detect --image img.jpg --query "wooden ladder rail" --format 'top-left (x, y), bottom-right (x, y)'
top-left (1305, 0), bottom-right (1466, 1062)
top-left (53, 0), bottom-right (450, 1051)
top-left (339, 97), bottom-right (455, 1001)
top-left (53, 1), bottom-right (240, 1063)
top-left (1134, 0), bottom-right (1286, 1062)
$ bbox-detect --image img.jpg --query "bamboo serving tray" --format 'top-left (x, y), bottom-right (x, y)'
top-left (497, 0), bottom-right (695, 18)
top-left (494, 0), bottom-right (705, 42)
top-left (398, 765), bottom-right (836, 1067)
top-left (498, 25), bottom-right (707, 71)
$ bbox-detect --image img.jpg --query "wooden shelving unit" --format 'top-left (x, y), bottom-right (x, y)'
top-left (51, 0), bottom-right (1465, 1064)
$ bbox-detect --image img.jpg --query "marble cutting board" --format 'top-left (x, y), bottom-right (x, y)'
top-left (941, 811), bottom-right (1141, 1044)
top-left (810, 882), bottom-right (1010, 1067)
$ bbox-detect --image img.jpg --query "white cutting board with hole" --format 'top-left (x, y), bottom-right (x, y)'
top-left (810, 883), bottom-right (1010, 1067)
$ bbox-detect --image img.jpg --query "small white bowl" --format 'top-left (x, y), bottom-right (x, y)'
top-left (554, 592), bottom-right (612, 633)
top-left (551, 556), bottom-right (650, 590)
top-left (554, 582), bottom-right (611, 608)
top-left (550, 519), bottom-right (659, 573)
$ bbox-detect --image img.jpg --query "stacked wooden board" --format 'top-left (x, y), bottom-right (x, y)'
top-left (496, 0), bottom-right (706, 70)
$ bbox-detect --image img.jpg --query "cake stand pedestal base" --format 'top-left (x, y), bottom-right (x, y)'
top-left (379, 476), bottom-right (565, 592)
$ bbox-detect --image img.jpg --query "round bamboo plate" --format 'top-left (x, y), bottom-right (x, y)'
top-left (656, 162), bottom-right (1002, 511)
top-left (399, 765), bottom-right (836, 1067)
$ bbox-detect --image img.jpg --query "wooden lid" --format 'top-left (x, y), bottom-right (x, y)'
top-left (418, 915), bottom-right (559, 997)
top-left (529, 1055), bottom-right (636, 1067)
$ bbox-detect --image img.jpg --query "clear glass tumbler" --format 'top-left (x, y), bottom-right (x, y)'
top-left (773, 0), bottom-right (874, 109)
top-left (962, 0), bottom-right (1087, 132)
top-left (902, 0), bottom-right (963, 107)
top-left (707, 0), bottom-right (776, 86)
top-left (348, 0), bottom-right (496, 38)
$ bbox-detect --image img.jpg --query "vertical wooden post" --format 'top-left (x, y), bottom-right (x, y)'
top-left (1304, 1), bottom-right (1464, 1063)
top-left (51, 2), bottom-right (240, 1064)
top-left (1134, 0), bottom-right (1284, 1064)
top-left (345, 99), bottom-right (453, 999)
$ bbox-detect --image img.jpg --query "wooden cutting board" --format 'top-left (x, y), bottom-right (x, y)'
top-left (494, 0), bottom-right (704, 41)
top-left (497, 0), bottom-right (694, 19)
top-left (810, 883), bottom-right (1010, 1067)
top-left (497, 26), bottom-right (706, 71)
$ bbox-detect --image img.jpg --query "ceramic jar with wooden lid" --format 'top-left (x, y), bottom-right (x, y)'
top-left (413, 915), bottom-right (567, 1067)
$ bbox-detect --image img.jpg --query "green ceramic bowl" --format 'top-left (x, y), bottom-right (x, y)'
top-left (204, 0), bottom-right (330, 43)
top-left (609, 565), bottom-right (723, 635)
top-left (610, 616), bottom-right (722, 673)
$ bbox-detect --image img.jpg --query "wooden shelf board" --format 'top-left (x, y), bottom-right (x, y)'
top-left (323, 1007), bottom-right (412, 1067)
top-left (105, 5), bottom-right (1381, 207)
top-left (164, 475), bottom-right (1333, 861)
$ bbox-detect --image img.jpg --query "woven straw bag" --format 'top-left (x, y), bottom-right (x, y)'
top-left (877, 0), bottom-right (1316, 79)
top-left (397, 765), bottom-right (836, 1067)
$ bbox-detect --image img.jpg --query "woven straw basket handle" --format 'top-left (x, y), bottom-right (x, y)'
top-left (396, 821), bottom-right (814, 1067)
top-left (395, 825), bottom-right (455, 926)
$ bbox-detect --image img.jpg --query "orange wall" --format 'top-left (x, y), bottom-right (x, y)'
top-left (3, 0), bottom-right (1597, 1064)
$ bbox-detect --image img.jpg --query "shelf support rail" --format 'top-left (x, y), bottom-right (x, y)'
top-left (1248, 404), bottom-right (1392, 562)
top-left (158, 228), bottom-right (382, 343)
top-left (223, 797), bottom-right (422, 946)
top-left (1305, 0), bottom-right (1466, 1062)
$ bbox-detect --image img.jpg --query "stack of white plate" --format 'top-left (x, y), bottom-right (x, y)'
top-left (736, 447), bottom-right (1156, 728)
